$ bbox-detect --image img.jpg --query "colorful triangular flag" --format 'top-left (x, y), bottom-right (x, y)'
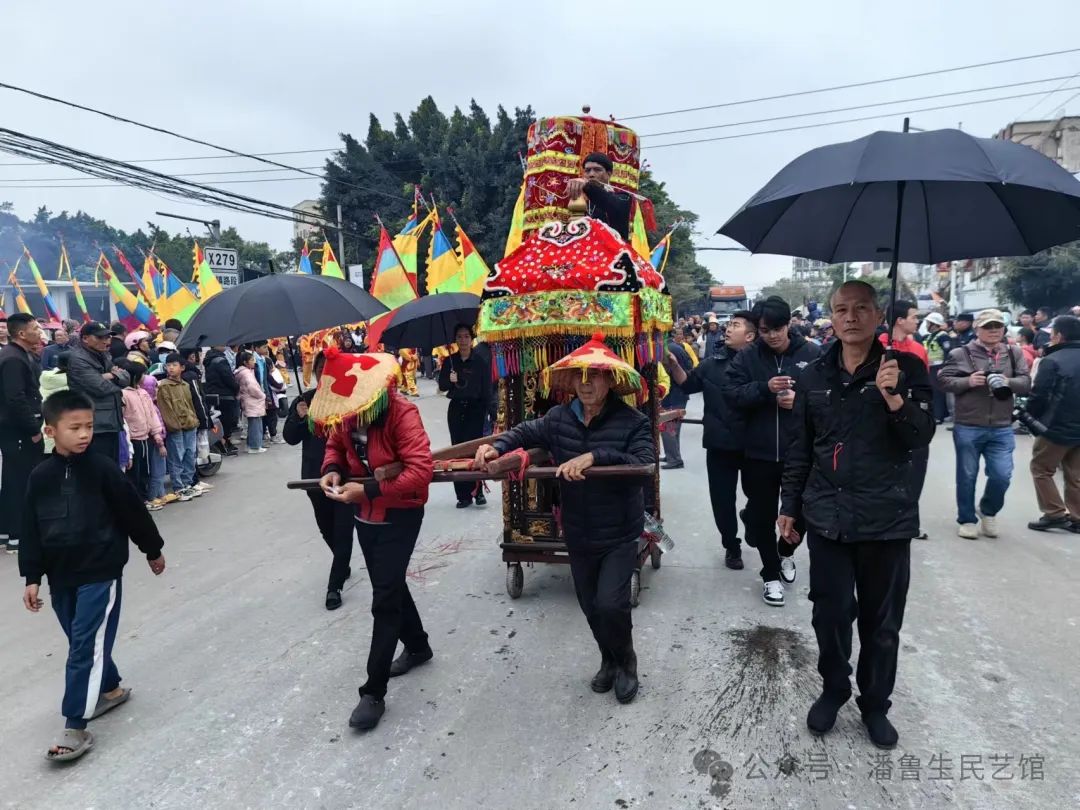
top-left (193, 241), bottom-right (224, 302)
top-left (424, 207), bottom-right (462, 293)
top-left (320, 239), bottom-right (345, 279)
top-left (504, 179), bottom-right (526, 257)
top-left (23, 247), bottom-right (62, 321)
top-left (370, 225), bottom-right (418, 310)
top-left (433, 225), bottom-right (490, 296)
top-left (297, 240), bottom-right (313, 274)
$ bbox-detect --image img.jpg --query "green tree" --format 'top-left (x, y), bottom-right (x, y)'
top-left (996, 243), bottom-right (1080, 311)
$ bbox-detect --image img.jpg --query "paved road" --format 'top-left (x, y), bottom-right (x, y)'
top-left (1, 378), bottom-right (1077, 809)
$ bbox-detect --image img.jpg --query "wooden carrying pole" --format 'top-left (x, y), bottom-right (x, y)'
top-left (286, 463), bottom-right (654, 491)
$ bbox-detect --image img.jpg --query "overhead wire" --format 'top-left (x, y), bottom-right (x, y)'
top-left (643, 84), bottom-right (1080, 150)
top-left (637, 75), bottom-right (1077, 139)
top-left (619, 46), bottom-right (1080, 120)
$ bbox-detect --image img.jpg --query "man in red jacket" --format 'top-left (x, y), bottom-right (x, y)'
top-left (312, 349), bottom-right (435, 732)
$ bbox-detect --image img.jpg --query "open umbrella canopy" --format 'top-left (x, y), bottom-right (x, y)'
top-left (719, 128), bottom-right (1080, 264)
top-left (375, 292), bottom-right (480, 351)
top-left (178, 274), bottom-right (387, 347)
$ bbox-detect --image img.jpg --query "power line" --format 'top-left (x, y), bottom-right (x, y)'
top-left (620, 47), bottom-right (1080, 120)
top-left (0, 147), bottom-right (338, 168)
top-left (643, 84), bottom-right (1080, 150)
top-left (0, 165), bottom-right (325, 183)
top-left (0, 175), bottom-right (320, 189)
top-left (638, 75), bottom-right (1076, 139)
top-left (0, 80), bottom-right (404, 201)
top-left (0, 127), bottom-right (367, 233)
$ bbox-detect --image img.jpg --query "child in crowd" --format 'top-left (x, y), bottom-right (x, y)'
top-left (120, 361), bottom-right (167, 510)
top-left (234, 350), bottom-right (267, 454)
top-left (156, 353), bottom-right (200, 502)
top-left (20, 390), bottom-right (166, 763)
top-left (39, 352), bottom-right (69, 454)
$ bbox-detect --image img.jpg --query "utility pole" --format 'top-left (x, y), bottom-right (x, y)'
top-left (155, 212), bottom-right (220, 241)
top-left (336, 204), bottom-right (346, 266)
top-left (949, 261), bottom-right (958, 314)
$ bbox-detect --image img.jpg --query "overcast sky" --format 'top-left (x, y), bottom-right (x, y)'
top-left (3, 0), bottom-right (1080, 293)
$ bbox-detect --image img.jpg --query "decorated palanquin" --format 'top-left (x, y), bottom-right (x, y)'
top-left (478, 113), bottom-right (673, 598)
top-left (523, 114), bottom-right (642, 233)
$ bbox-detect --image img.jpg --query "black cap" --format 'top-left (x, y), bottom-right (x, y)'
top-left (957, 312), bottom-right (975, 322)
top-left (80, 321), bottom-right (111, 338)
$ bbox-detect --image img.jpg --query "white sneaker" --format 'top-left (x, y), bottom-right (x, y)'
top-left (762, 580), bottom-right (784, 607)
top-left (185, 486), bottom-right (203, 498)
top-left (175, 489), bottom-right (193, 503)
top-left (271, 436), bottom-right (286, 445)
top-left (958, 523), bottom-right (978, 539)
top-left (979, 515), bottom-right (999, 538)
top-left (192, 482), bottom-right (213, 493)
top-left (247, 447), bottom-right (268, 454)
top-left (779, 556), bottom-right (796, 584)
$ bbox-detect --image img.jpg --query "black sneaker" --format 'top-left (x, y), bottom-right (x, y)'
top-left (806, 691), bottom-right (850, 735)
top-left (661, 461), bottom-right (684, 469)
top-left (1069, 521), bottom-right (1080, 534)
top-left (455, 500), bottom-right (472, 509)
top-left (724, 548), bottom-right (744, 570)
top-left (1028, 515), bottom-right (1071, 532)
top-left (389, 648), bottom-right (433, 677)
top-left (474, 492), bottom-right (487, 506)
top-left (862, 711), bottom-right (899, 749)
top-left (349, 695), bottom-right (385, 730)
top-left (325, 589), bottom-right (342, 611)
top-left (590, 658), bottom-right (617, 693)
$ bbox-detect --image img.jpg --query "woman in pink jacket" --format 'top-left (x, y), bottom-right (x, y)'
top-left (235, 351), bottom-right (268, 454)
top-left (120, 360), bottom-right (167, 508)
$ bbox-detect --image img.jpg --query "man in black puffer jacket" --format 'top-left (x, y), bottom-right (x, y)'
top-left (779, 281), bottom-right (934, 750)
top-left (665, 309), bottom-right (755, 569)
top-left (1026, 315), bottom-right (1080, 533)
top-left (203, 346), bottom-right (240, 452)
top-left (724, 297), bottom-right (819, 606)
top-left (474, 337), bottom-right (655, 705)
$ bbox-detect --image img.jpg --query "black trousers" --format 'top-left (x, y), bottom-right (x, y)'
top-left (706, 448), bottom-right (742, 550)
top-left (219, 398), bottom-right (239, 441)
top-left (264, 404), bottom-right (279, 439)
top-left (929, 365), bottom-right (949, 422)
top-left (0, 434), bottom-right (44, 540)
top-left (807, 531), bottom-right (911, 714)
top-left (127, 438), bottom-right (151, 501)
top-left (567, 540), bottom-right (637, 664)
top-left (447, 399), bottom-right (486, 503)
top-left (88, 431), bottom-right (120, 465)
top-left (306, 490), bottom-right (355, 590)
top-left (741, 458), bottom-right (797, 582)
top-left (356, 508), bottom-right (429, 700)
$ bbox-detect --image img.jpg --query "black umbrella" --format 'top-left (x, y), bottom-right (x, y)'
top-left (719, 126), bottom-right (1080, 328)
top-left (177, 274), bottom-right (387, 347)
top-left (375, 292), bottom-right (481, 351)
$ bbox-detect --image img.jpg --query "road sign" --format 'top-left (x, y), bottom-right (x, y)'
top-left (205, 247), bottom-right (240, 288)
top-left (348, 264), bottom-right (364, 288)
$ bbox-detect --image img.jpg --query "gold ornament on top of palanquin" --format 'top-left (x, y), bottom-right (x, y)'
top-left (524, 110), bottom-right (641, 233)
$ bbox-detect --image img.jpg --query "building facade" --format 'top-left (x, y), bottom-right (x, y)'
top-left (292, 199), bottom-right (322, 243)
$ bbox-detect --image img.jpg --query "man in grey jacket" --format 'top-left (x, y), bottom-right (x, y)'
top-left (67, 321), bottom-right (130, 464)
top-left (938, 309), bottom-right (1030, 539)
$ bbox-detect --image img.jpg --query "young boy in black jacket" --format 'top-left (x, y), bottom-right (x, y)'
top-left (20, 390), bottom-right (166, 763)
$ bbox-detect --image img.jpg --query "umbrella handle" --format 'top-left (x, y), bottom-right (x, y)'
top-left (883, 347), bottom-right (906, 396)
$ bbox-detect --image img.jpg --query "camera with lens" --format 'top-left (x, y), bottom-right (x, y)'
top-left (1012, 403), bottom-right (1048, 436)
top-left (986, 372), bottom-right (1012, 401)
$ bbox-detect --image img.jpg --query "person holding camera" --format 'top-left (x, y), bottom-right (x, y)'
top-left (1025, 315), bottom-right (1080, 533)
top-left (938, 309), bottom-right (1030, 539)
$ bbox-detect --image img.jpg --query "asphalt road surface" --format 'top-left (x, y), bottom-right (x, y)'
top-left (1, 378), bottom-right (1077, 809)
